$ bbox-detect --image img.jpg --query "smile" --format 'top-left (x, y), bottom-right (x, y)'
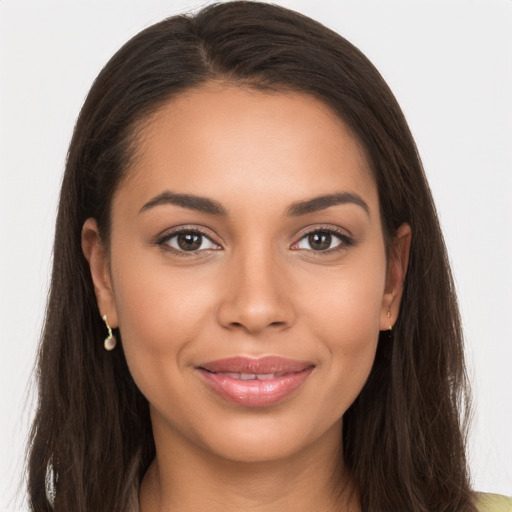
top-left (197, 356), bottom-right (315, 407)
top-left (212, 371), bottom-right (292, 380)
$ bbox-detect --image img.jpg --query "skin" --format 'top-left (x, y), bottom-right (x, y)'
top-left (82, 84), bottom-right (410, 512)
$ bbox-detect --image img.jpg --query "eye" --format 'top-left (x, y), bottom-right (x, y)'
top-left (292, 229), bottom-right (351, 252)
top-left (160, 229), bottom-right (220, 253)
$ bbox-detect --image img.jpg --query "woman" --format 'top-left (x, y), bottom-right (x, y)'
top-left (25, 2), bottom-right (511, 511)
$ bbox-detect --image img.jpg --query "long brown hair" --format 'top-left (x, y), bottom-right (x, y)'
top-left (27, 2), bottom-right (476, 511)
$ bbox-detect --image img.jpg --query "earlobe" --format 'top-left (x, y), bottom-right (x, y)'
top-left (81, 218), bottom-right (118, 328)
top-left (380, 223), bottom-right (411, 330)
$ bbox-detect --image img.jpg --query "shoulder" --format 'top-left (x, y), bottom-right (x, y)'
top-left (475, 493), bottom-right (512, 512)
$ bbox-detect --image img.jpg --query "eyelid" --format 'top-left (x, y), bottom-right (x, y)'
top-left (155, 225), bottom-right (223, 255)
top-left (293, 223), bottom-right (353, 239)
top-left (290, 225), bottom-right (354, 252)
top-left (154, 223), bottom-right (353, 255)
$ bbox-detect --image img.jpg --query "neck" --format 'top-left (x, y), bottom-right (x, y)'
top-left (139, 421), bottom-right (360, 512)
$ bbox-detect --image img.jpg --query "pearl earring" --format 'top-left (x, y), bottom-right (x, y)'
top-left (102, 314), bottom-right (117, 351)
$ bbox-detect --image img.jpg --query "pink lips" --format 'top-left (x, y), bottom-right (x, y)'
top-left (197, 356), bottom-right (314, 407)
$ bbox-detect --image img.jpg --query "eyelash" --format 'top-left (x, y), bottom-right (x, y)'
top-left (156, 227), bottom-right (221, 257)
top-left (292, 226), bottom-right (354, 253)
top-left (156, 226), bottom-right (354, 256)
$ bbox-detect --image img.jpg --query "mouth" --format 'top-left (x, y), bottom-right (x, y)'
top-left (197, 356), bottom-right (315, 407)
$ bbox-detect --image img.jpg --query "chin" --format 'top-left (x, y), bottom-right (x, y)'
top-left (181, 410), bottom-right (343, 465)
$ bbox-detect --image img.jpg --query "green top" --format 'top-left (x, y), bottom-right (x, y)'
top-left (476, 493), bottom-right (512, 512)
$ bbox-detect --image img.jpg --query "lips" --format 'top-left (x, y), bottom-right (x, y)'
top-left (197, 356), bottom-right (314, 407)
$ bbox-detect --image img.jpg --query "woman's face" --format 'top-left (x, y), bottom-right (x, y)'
top-left (84, 84), bottom-right (409, 463)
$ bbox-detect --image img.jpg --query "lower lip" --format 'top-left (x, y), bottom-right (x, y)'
top-left (198, 368), bottom-right (314, 407)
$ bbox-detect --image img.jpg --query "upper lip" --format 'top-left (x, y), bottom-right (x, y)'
top-left (198, 356), bottom-right (315, 374)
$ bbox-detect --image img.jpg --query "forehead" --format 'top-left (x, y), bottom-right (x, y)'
top-left (118, 84), bottom-right (378, 215)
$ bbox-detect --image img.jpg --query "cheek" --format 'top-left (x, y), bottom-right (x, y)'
top-left (313, 279), bottom-right (382, 369)
top-left (300, 255), bottom-right (386, 346)
top-left (113, 248), bottom-right (215, 338)
top-left (297, 256), bottom-right (387, 407)
top-left (109, 250), bottom-right (218, 393)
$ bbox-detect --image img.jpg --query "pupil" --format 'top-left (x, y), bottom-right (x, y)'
top-left (309, 232), bottom-right (331, 251)
top-left (177, 233), bottom-right (201, 251)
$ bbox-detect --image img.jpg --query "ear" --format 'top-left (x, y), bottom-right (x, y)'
top-left (81, 218), bottom-right (118, 328)
top-left (380, 223), bottom-right (411, 330)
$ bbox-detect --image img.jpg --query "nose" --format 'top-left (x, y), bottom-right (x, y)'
top-left (217, 247), bottom-right (295, 334)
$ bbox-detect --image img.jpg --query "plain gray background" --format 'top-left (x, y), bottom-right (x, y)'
top-left (1, 0), bottom-right (511, 509)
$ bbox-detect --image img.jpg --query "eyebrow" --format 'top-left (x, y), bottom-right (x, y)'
top-left (286, 192), bottom-right (370, 217)
top-left (139, 190), bottom-right (370, 217)
top-left (140, 191), bottom-right (227, 215)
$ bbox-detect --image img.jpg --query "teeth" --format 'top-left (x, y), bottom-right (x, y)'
top-left (215, 372), bottom-right (279, 380)
top-left (223, 372), bottom-right (241, 379)
top-left (256, 373), bottom-right (275, 380)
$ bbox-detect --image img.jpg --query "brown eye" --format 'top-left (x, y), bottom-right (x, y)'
top-left (293, 229), bottom-right (349, 252)
top-left (164, 230), bottom-right (220, 253)
top-left (308, 232), bottom-right (332, 251)
top-left (177, 232), bottom-right (202, 251)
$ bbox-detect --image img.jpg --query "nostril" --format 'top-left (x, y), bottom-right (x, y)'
top-left (226, 319), bottom-right (287, 333)
top-left (218, 288), bottom-right (295, 333)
